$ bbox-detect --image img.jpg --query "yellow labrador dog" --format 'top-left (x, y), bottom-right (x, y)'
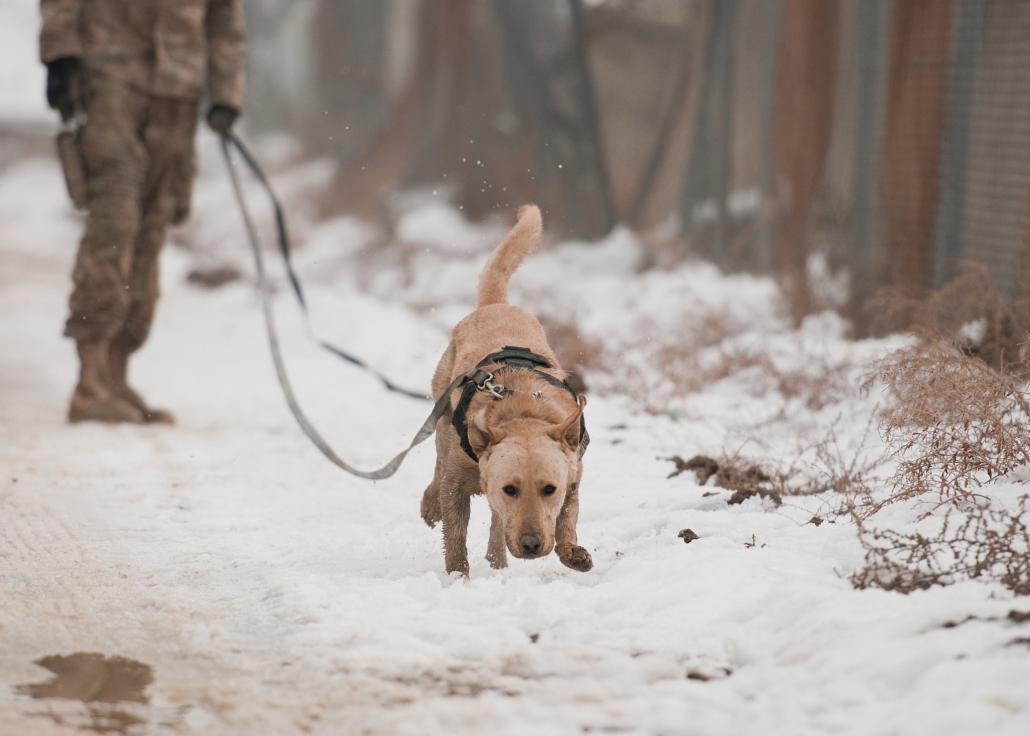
top-left (420, 205), bottom-right (592, 576)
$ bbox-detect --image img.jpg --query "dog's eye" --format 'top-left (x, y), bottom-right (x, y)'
top-left (503, 484), bottom-right (518, 497)
top-left (542, 484), bottom-right (557, 496)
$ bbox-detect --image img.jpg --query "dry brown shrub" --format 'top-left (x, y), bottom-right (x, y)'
top-left (844, 268), bottom-right (1030, 594)
top-left (782, 423), bottom-right (880, 505)
top-left (868, 262), bottom-right (1030, 371)
top-left (851, 495), bottom-right (1030, 595)
top-left (603, 313), bottom-right (739, 411)
top-left (611, 316), bottom-right (853, 414)
top-left (666, 421), bottom-right (879, 512)
top-left (703, 347), bottom-right (853, 412)
top-left (866, 340), bottom-right (1030, 516)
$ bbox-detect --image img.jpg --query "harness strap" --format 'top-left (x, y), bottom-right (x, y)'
top-left (451, 346), bottom-right (589, 463)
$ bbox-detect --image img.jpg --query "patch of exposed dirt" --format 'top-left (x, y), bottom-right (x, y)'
top-left (186, 264), bottom-right (242, 289)
top-left (666, 454), bottom-right (781, 506)
top-left (678, 528), bottom-right (699, 544)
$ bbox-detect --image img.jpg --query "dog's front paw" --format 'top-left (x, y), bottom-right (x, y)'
top-left (446, 561), bottom-right (470, 578)
top-left (421, 490), bottom-right (442, 528)
top-left (486, 547), bottom-right (508, 569)
top-left (557, 544), bottom-right (593, 572)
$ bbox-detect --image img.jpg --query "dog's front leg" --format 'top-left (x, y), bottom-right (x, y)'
top-left (421, 417), bottom-right (452, 528)
top-left (555, 472), bottom-right (593, 572)
top-left (486, 508), bottom-right (507, 569)
top-left (420, 473), bottom-right (443, 528)
top-left (440, 479), bottom-right (472, 576)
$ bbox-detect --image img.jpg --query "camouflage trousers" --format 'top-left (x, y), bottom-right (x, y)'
top-left (64, 77), bottom-right (198, 349)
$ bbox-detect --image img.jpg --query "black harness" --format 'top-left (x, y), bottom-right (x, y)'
top-left (451, 346), bottom-right (589, 462)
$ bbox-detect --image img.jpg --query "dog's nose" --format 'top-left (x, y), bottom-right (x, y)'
top-left (519, 533), bottom-right (543, 556)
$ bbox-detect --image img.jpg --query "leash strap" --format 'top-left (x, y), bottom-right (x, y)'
top-left (222, 130), bottom-right (429, 401)
top-left (220, 133), bottom-right (463, 479)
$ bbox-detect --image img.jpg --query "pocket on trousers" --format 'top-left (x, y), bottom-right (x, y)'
top-left (57, 130), bottom-right (89, 211)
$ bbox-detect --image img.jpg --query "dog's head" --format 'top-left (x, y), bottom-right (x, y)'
top-left (469, 395), bottom-right (586, 559)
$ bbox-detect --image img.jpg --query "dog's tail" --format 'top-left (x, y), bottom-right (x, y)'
top-left (477, 204), bottom-right (542, 308)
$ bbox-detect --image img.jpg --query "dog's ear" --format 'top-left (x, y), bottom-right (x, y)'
top-left (549, 394), bottom-right (586, 452)
top-left (469, 408), bottom-right (505, 456)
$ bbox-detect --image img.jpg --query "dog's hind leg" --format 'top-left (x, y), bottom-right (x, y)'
top-left (555, 471), bottom-right (593, 572)
top-left (486, 509), bottom-right (507, 569)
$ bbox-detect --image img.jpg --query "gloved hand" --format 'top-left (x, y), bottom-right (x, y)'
top-left (46, 56), bottom-right (87, 122)
top-left (207, 104), bottom-right (239, 135)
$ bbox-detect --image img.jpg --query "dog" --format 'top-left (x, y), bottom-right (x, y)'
top-left (420, 205), bottom-right (593, 577)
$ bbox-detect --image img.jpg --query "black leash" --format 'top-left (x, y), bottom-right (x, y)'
top-left (221, 130), bottom-right (429, 401)
top-left (219, 131), bottom-right (469, 479)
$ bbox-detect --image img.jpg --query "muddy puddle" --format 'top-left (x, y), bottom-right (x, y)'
top-left (16, 652), bottom-right (153, 734)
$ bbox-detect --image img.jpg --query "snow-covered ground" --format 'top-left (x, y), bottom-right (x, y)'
top-left (0, 0), bottom-right (48, 126)
top-left (2, 130), bottom-right (1030, 735)
top-left (3, 3), bottom-right (1030, 730)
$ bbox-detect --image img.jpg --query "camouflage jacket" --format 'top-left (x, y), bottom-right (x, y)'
top-left (40, 0), bottom-right (246, 111)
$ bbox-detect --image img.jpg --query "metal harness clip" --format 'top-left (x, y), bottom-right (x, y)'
top-left (476, 371), bottom-right (506, 399)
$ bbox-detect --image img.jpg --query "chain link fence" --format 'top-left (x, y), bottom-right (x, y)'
top-left (678, 0), bottom-right (1030, 314)
top-left (244, 0), bottom-right (1030, 312)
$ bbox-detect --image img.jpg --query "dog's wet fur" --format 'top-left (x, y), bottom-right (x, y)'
top-left (420, 205), bottom-right (593, 576)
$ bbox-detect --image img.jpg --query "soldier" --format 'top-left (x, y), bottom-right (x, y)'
top-left (40, 0), bottom-right (246, 423)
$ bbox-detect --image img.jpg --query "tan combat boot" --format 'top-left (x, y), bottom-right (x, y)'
top-left (68, 340), bottom-right (145, 424)
top-left (108, 339), bottom-right (175, 424)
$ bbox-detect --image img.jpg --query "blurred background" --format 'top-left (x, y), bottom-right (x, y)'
top-left (3, 0), bottom-right (1030, 330)
top-left (238, 0), bottom-right (1030, 331)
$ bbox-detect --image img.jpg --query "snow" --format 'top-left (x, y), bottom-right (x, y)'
top-left (0, 0), bottom-right (48, 125)
top-left (2, 19), bottom-right (1030, 736)
top-left (0, 6), bottom-right (46, 125)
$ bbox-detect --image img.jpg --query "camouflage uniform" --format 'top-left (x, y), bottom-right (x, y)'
top-left (40, 0), bottom-right (246, 348)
